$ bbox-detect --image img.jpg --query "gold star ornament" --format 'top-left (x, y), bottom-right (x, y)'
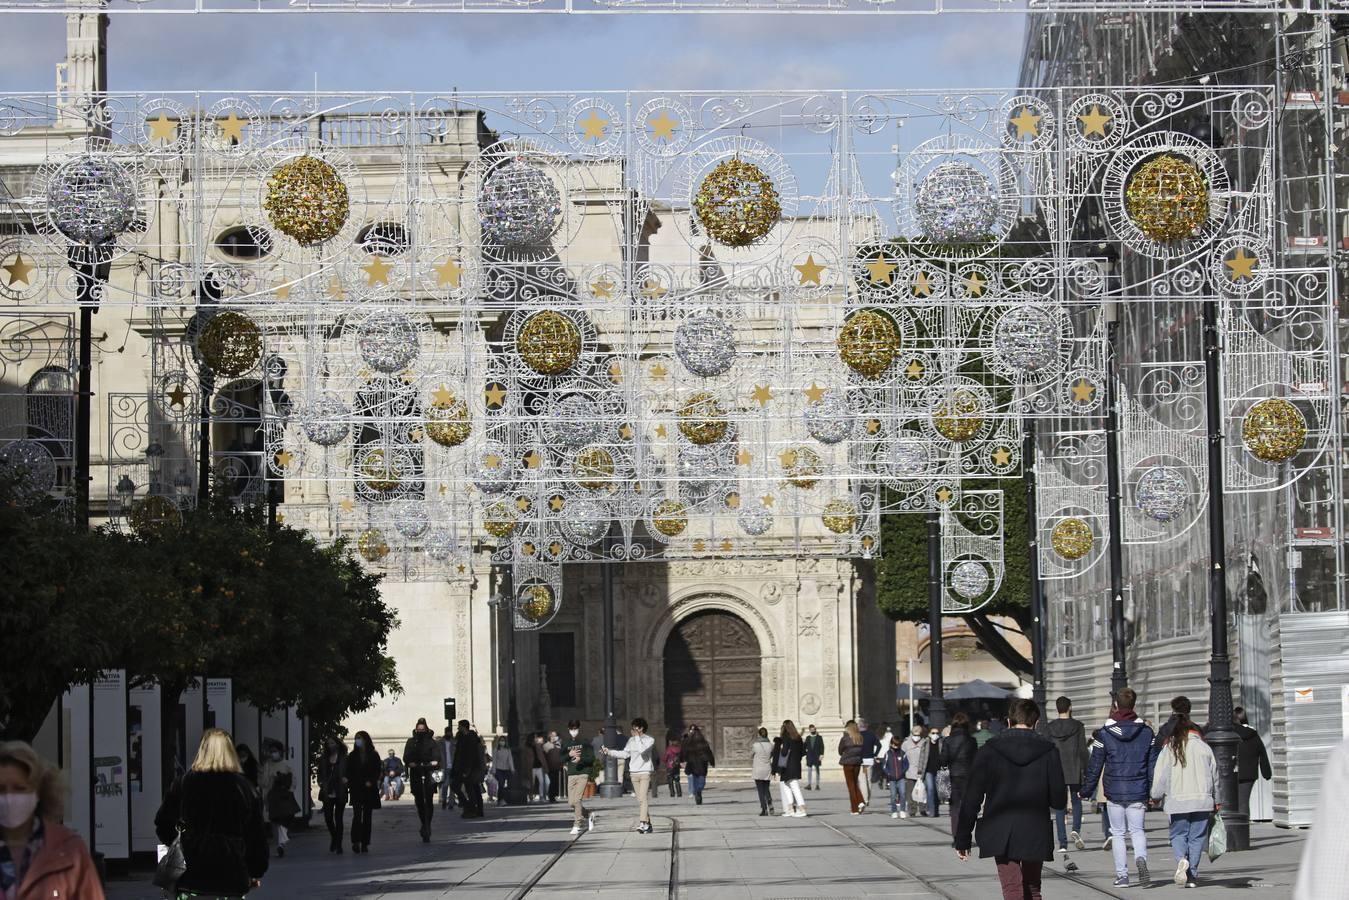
top-left (648, 110), bottom-right (678, 142)
top-left (1225, 248), bottom-right (1259, 282)
top-left (484, 383), bottom-right (507, 408)
top-left (1071, 378), bottom-right (1097, 404)
top-left (751, 384), bottom-right (774, 407)
top-left (991, 446), bottom-right (1012, 466)
top-left (362, 255), bottom-right (393, 286)
top-left (578, 109), bottom-right (609, 141)
top-left (1078, 105), bottom-right (1111, 139)
top-left (434, 258), bottom-right (464, 289)
top-left (794, 254), bottom-right (826, 286)
top-left (147, 113), bottom-right (178, 144)
top-left (864, 253), bottom-right (898, 286)
top-left (1010, 106), bottom-right (1041, 140)
top-left (218, 112), bottom-right (246, 143)
top-left (2, 253), bottom-right (34, 288)
top-left (166, 385), bottom-right (189, 408)
top-left (803, 383), bottom-right (827, 404)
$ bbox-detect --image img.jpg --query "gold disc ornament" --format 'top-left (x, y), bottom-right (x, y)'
top-left (1123, 154), bottom-right (1210, 243)
top-left (518, 583), bottom-right (557, 624)
top-left (516, 310), bottom-right (582, 376)
top-left (783, 445), bottom-right (823, 489)
top-left (360, 449), bottom-right (402, 492)
top-left (425, 392), bottom-right (472, 448)
top-left (678, 391), bottom-right (729, 446)
top-left (197, 311), bottom-right (262, 377)
top-left (263, 155), bottom-right (350, 246)
top-left (357, 528), bottom-right (390, 563)
top-left (693, 157), bottom-right (781, 247)
top-left (822, 497), bottom-right (859, 534)
top-left (1241, 398), bottom-right (1307, 463)
top-left (1051, 517), bottom-right (1094, 560)
top-left (652, 498), bottom-right (689, 538)
top-left (483, 501), bottom-right (518, 538)
top-left (573, 445), bottom-right (615, 491)
top-left (838, 310), bottom-right (900, 380)
top-left (933, 388), bottom-right (986, 444)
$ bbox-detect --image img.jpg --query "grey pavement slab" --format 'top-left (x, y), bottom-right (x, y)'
top-left (104, 784), bottom-right (1303, 899)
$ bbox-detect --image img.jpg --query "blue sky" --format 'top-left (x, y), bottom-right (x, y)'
top-left (0, 13), bottom-right (1024, 93)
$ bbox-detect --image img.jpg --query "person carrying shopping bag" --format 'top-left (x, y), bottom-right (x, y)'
top-left (1150, 708), bottom-right (1219, 889)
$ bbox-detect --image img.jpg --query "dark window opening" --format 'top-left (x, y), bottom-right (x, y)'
top-left (215, 226), bottom-right (274, 260)
top-left (539, 632), bottom-right (577, 708)
top-left (357, 222), bottom-right (410, 256)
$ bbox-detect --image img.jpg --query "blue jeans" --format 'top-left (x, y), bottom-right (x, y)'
top-left (688, 773), bottom-right (707, 796)
top-left (888, 779), bottom-right (903, 813)
top-left (806, 764), bottom-right (821, 789)
top-left (924, 772), bottom-right (938, 817)
top-left (1054, 784), bottom-right (1083, 848)
top-left (1168, 812), bottom-right (1210, 877)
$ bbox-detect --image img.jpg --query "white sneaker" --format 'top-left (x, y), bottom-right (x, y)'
top-left (1071, 830), bottom-right (1085, 851)
top-left (781, 811), bottom-right (792, 817)
top-left (899, 810), bottom-right (908, 819)
top-left (1174, 858), bottom-right (1189, 886)
top-left (570, 826), bottom-right (581, 836)
top-left (793, 810), bottom-right (807, 818)
top-left (891, 812), bottom-right (899, 819)
top-left (587, 813), bottom-right (597, 832)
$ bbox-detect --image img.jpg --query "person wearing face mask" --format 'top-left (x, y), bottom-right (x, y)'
top-left (403, 718), bottom-right (440, 842)
top-left (436, 726), bottom-right (456, 810)
top-left (154, 729), bottom-right (269, 898)
top-left (545, 732), bottom-right (565, 803)
top-left (900, 726), bottom-right (929, 818)
top-left (803, 724), bottom-right (824, 791)
top-left (560, 720), bottom-right (597, 836)
top-left (344, 731), bottom-right (381, 853)
top-left (317, 736), bottom-right (349, 853)
top-left (924, 727), bottom-right (943, 819)
top-left (601, 718), bottom-right (657, 833)
top-left (881, 734), bottom-right (908, 819)
top-left (0, 741), bottom-right (104, 900)
top-left (530, 734), bottom-right (551, 804)
top-left (258, 739), bottom-right (297, 858)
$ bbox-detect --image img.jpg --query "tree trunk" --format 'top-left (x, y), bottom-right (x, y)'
top-left (962, 613), bottom-right (1033, 677)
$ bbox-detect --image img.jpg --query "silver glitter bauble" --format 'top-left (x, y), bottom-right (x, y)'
top-left (674, 314), bottom-right (737, 378)
top-left (805, 392), bottom-right (854, 445)
top-left (1136, 466), bottom-right (1189, 524)
top-left (479, 158), bottom-right (562, 251)
top-left (393, 501), bottom-right (430, 539)
top-left (357, 312), bottom-right (420, 374)
top-left (993, 307), bottom-right (1062, 374)
top-left (561, 498), bottom-right (610, 546)
top-left (737, 502), bottom-right (773, 536)
top-left (677, 443), bottom-right (733, 499)
top-left (424, 529), bottom-right (457, 561)
top-left (47, 155), bottom-right (139, 245)
top-left (913, 161), bottom-right (999, 245)
top-left (0, 439), bottom-right (57, 496)
top-left (951, 560), bottom-right (990, 600)
top-left (546, 395), bottom-right (605, 450)
top-left (300, 393), bottom-right (350, 447)
top-left (882, 438), bottom-right (931, 480)
top-left (473, 444), bottom-right (515, 494)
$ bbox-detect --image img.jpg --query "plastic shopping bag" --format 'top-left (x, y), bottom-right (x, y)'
top-left (1207, 812), bottom-right (1226, 861)
top-left (912, 777), bottom-right (927, 807)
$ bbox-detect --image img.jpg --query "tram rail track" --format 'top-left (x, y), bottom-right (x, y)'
top-left (512, 815), bottom-right (681, 900)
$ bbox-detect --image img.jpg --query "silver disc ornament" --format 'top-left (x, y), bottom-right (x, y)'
top-left (473, 444), bottom-right (515, 495)
top-left (47, 155), bottom-right (139, 245)
top-left (677, 443), bottom-right (733, 498)
top-left (914, 162), bottom-right (999, 246)
top-left (561, 498), bottom-right (610, 546)
top-left (951, 560), bottom-right (990, 600)
top-left (479, 158), bottom-right (562, 252)
top-left (737, 501), bottom-right (773, 537)
top-left (805, 392), bottom-right (854, 445)
top-left (0, 440), bottom-right (57, 495)
top-left (546, 395), bottom-right (605, 450)
top-left (993, 307), bottom-right (1062, 374)
top-left (424, 529), bottom-right (457, 561)
top-left (1135, 466), bottom-right (1189, 524)
top-left (357, 312), bottom-right (420, 374)
top-left (883, 438), bottom-right (930, 480)
top-left (394, 501), bottom-right (431, 539)
top-left (300, 393), bottom-right (351, 447)
top-left (674, 314), bottom-right (737, 378)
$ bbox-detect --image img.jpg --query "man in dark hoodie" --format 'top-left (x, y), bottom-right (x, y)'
top-left (1233, 706), bottom-right (1272, 820)
top-left (404, 717), bottom-right (440, 842)
top-left (955, 699), bottom-right (1066, 900)
top-left (1041, 696), bottom-right (1089, 869)
top-left (1081, 688), bottom-right (1158, 889)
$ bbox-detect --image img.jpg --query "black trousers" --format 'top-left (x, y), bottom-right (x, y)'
top-left (668, 770), bottom-right (682, 796)
top-left (460, 774), bottom-right (485, 814)
top-left (755, 779), bottom-right (774, 811)
top-left (409, 769), bottom-right (435, 831)
top-left (351, 803), bottom-right (373, 847)
top-left (323, 801), bottom-right (345, 847)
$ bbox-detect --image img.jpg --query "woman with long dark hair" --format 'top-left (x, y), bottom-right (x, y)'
top-left (1150, 710), bottom-right (1218, 888)
top-left (680, 726), bottom-right (715, 805)
top-left (344, 730), bottom-right (381, 853)
top-left (839, 720), bottom-right (865, 814)
top-left (773, 720), bottom-right (807, 817)
top-left (941, 712), bottom-right (978, 835)
top-left (317, 735), bottom-right (349, 853)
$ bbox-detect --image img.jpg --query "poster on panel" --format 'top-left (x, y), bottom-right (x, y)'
top-left (61, 684), bottom-right (92, 847)
top-left (206, 679), bottom-right (233, 734)
top-left (128, 683), bottom-right (162, 853)
top-left (92, 671), bottom-right (131, 860)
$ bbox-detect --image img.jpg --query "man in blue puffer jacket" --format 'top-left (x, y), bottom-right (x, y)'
top-left (1080, 688), bottom-right (1158, 889)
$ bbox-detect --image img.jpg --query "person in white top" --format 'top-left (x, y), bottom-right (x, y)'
top-left (1149, 710), bottom-right (1218, 888)
top-left (1293, 737), bottom-right (1349, 900)
top-left (601, 717), bottom-right (657, 834)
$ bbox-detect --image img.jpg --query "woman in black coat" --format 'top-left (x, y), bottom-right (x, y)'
top-left (679, 726), bottom-right (716, 805)
top-left (344, 730), bottom-right (382, 853)
top-left (954, 700), bottom-right (1066, 899)
top-left (317, 736), bottom-right (349, 854)
top-left (940, 712), bottom-right (979, 834)
top-left (155, 729), bottom-right (269, 897)
top-left (771, 720), bottom-right (808, 816)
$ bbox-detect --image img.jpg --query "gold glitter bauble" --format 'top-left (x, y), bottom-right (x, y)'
top-left (1051, 517), bottom-right (1094, 561)
top-left (516, 310), bottom-right (582, 376)
top-left (263, 155), bottom-right (350, 246)
top-left (518, 583), bottom-right (556, 624)
top-left (822, 497), bottom-right (858, 534)
top-left (574, 445), bottom-right (615, 491)
top-left (357, 528), bottom-right (389, 563)
top-left (677, 391), bottom-right (729, 446)
top-left (1242, 398), bottom-right (1307, 463)
top-left (197, 311), bottom-right (262, 377)
top-left (783, 445), bottom-right (823, 489)
top-left (360, 449), bottom-right (402, 492)
top-left (837, 310), bottom-right (900, 380)
top-left (426, 394), bottom-right (471, 448)
top-left (693, 157), bottom-right (781, 248)
top-left (1123, 154), bottom-right (1209, 243)
top-left (652, 499), bottom-right (688, 538)
top-left (483, 501), bottom-right (518, 538)
top-left (933, 388), bottom-right (986, 444)
top-left (128, 495), bottom-right (179, 537)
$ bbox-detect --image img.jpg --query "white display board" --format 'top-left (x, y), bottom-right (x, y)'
top-left (178, 680), bottom-right (206, 775)
top-left (128, 683), bottom-right (163, 854)
top-left (92, 672), bottom-right (131, 860)
top-left (61, 684), bottom-right (92, 848)
top-left (206, 679), bottom-right (233, 734)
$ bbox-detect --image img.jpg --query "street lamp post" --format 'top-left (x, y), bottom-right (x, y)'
top-left (600, 529), bottom-right (623, 798)
top-left (1104, 315), bottom-right (1128, 697)
top-left (1024, 419), bottom-right (1048, 711)
top-left (926, 510), bottom-right (947, 730)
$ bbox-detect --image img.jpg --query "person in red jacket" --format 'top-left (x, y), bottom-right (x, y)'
top-left (0, 741), bottom-right (105, 900)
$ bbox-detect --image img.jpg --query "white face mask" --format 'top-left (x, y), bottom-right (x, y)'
top-left (0, 792), bottom-right (39, 828)
top-left (569, 730), bottom-right (579, 738)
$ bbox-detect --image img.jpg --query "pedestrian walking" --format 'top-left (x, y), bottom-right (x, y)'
top-left (317, 736), bottom-right (348, 854)
top-left (1293, 737), bottom-right (1349, 900)
top-left (1233, 707), bottom-right (1271, 821)
top-left (530, 733), bottom-right (551, 803)
top-left (663, 732), bottom-right (683, 797)
top-left (1081, 687), bottom-right (1158, 888)
top-left (880, 733), bottom-right (907, 819)
top-left (546, 730), bottom-right (566, 802)
top-left (437, 725), bottom-right (456, 809)
top-left (345, 730), bottom-right (381, 853)
top-left (857, 718), bottom-right (880, 810)
top-left (839, 720), bottom-right (865, 814)
top-left (1150, 706), bottom-right (1218, 888)
top-left (804, 724), bottom-right (824, 791)
top-left (772, 720), bottom-right (808, 817)
top-left (235, 743), bottom-right (259, 787)
top-left (601, 717), bottom-right (657, 833)
top-left (681, 725), bottom-right (715, 805)
top-left (560, 720), bottom-right (597, 836)
top-left (1155, 696), bottom-right (1200, 749)
top-left (954, 699), bottom-right (1066, 900)
top-left (0, 741), bottom-right (106, 900)
top-left (1042, 695), bottom-right (1089, 868)
top-left (973, 719), bottom-right (994, 747)
top-left (750, 727), bottom-right (776, 816)
top-left (157, 729), bottom-right (270, 895)
top-left (382, 749), bottom-right (405, 801)
top-left (491, 738), bottom-right (515, 807)
top-left (924, 727), bottom-right (942, 819)
top-left (404, 717), bottom-right (441, 842)
top-left (258, 739), bottom-right (298, 858)
top-left (941, 712), bottom-right (977, 835)
top-left (900, 725), bottom-right (928, 818)
top-left (452, 720), bottom-right (486, 818)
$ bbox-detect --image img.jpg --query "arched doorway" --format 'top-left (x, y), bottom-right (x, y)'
top-left (663, 609), bottom-right (762, 761)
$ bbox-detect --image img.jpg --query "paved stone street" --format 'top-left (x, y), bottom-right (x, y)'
top-left (105, 784), bottom-right (1305, 899)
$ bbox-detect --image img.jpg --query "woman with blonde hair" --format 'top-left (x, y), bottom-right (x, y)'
top-left (838, 720), bottom-right (866, 814)
top-left (0, 741), bottom-right (104, 900)
top-left (155, 728), bottom-right (269, 898)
